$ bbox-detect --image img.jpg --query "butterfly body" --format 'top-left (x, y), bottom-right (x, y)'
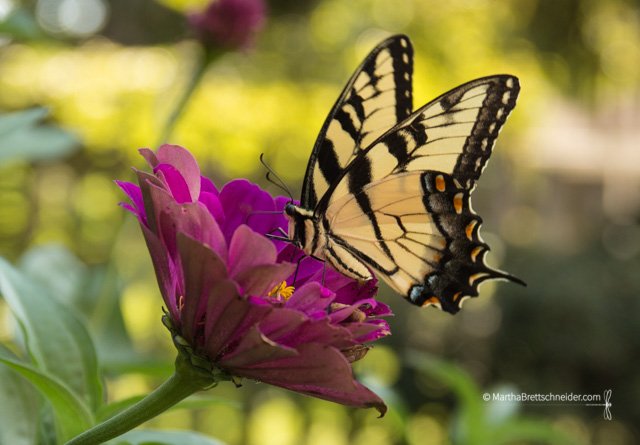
top-left (285, 202), bottom-right (375, 282)
top-left (285, 35), bottom-right (523, 314)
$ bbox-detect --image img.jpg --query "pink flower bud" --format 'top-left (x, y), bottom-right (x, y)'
top-left (189, 0), bottom-right (266, 50)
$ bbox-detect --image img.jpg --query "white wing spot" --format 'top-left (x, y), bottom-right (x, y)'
top-left (402, 53), bottom-right (409, 64)
top-left (496, 108), bottom-right (504, 120)
top-left (404, 72), bottom-right (410, 81)
top-left (400, 39), bottom-right (408, 48)
top-left (501, 92), bottom-right (511, 104)
top-left (488, 123), bottom-right (496, 134)
top-left (405, 90), bottom-right (410, 98)
top-left (475, 157), bottom-right (483, 170)
top-left (506, 78), bottom-right (514, 88)
top-left (481, 138), bottom-right (488, 151)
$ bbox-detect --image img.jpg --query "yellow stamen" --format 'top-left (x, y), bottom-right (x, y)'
top-left (268, 281), bottom-right (295, 301)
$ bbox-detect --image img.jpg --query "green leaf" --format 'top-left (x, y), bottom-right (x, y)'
top-left (104, 429), bottom-right (227, 445)
top-left (0, 108), bottom-right (79, 163)
top-left (0, 350), bottom-right (93, 442)
top-left (409, 353), bottom-right (580, 445)
top-left (0, 344), bottom-right (41, 445)
top-left (0, 257), bottom-right (103, 412)
top-left (20, 244), bottom-right (87, 306)
top-left (37, 406), bottom-right (58, 445)
top-left (0, 8), bottom-right (46, 41)
top-left (489, 419), bottom-right (580, 445)
top-left (82, 265), bottom-right (139, 368)
top-left (408, 352), bottom-right (485, 444)
top-left (19, 244), bottom-right (141, 370)
top-left (0, 108), bottom-right (47, 133)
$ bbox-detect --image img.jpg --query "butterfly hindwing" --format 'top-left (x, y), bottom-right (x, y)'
top-left (300, 35), bottom-right (414, 209)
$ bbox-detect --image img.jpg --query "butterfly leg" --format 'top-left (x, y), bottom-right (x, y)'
top-left (311, 255), bottom-right (327, 286)
top-left (264, 227), bottom-right (293, 243)
top-left (292, 254), bottom-right (307, 285)
top-left (290, 253), bottom-right (326, 286)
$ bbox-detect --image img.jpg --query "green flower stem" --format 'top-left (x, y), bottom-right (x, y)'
top-left (157, 48), bottom-right (221, 146)
top-left (65, 353), bottom-right (217, 445)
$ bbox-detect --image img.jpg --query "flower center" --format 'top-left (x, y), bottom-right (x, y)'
top-left (267, 281), bottom-right (295, 301)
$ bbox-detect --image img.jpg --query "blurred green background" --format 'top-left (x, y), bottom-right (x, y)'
top-left (1, 0), bottom-right (639, 444)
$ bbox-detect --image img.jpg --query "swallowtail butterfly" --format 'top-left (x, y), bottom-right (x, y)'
top-left (284, 35), bottom-right (523, 314)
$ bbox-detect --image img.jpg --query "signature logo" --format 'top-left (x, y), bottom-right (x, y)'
top-left (586, 389), bottom-right (612, 420)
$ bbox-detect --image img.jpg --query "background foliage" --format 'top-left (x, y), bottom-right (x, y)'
top-left (0, 0), bottom-right (639, 444)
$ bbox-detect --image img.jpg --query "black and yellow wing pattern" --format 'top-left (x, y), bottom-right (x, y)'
top-left (288, 35), bottom-right (523, 314)
top-left (300, 36), bottom-right (413, 209)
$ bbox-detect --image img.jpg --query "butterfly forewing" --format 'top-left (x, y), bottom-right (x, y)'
top-left (300, 35), bottom-right (414, 210)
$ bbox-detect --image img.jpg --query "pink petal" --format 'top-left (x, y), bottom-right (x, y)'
top-left (147, 183), bottom-right (227, 259)
top-left (202, 280), bottom-right (272, 360)
top-left (176, 233), bottom-right (229, 343)
top-left (139, 147), bottom-right (159, 167)
top-left (136, 169), bottom-right (165, 233)
top-left (254, 308), bottom-right (307, 343)
top-left (329, 298), bottom-right (380, 324)
top-left (218, 179), bottom-right (281, 241)
top-left (275, 318), bottom-right (355, 350)
top-left (115, 180), bottom-right (145, 222)
top-left (200, 176), bottom-right (219, 195)
top-left (220, 324), bottom-right (298, 368)
top-left (228, 342), bottom-right (387, 416)
top-left (233, 263), bottom-right (296, 297)
top-left (156, 144), bottom-right (201, 199)
top-left (285, 282), bottom-right (334, 317)
top-left (352, 319), bottom-right (391, 343)
top-left (140, 224), bottom-right (180, 321)
top-left (227, 225), bottom-right (277, 278)
top-left (344, 321), bottom-right (390, 343)
top-left (155, 163), bottom-right (193, 204)
top-left (200, 191), bottom-right (225, 222)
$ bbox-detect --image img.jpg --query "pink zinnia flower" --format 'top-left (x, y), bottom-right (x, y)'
top-left (117, 144), bottom-right (391, 415)
top-left (188, 0), bottom-right (266, 50)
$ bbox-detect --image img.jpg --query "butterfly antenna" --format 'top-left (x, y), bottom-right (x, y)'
top-left (260, 153), bottom-right (293, 200)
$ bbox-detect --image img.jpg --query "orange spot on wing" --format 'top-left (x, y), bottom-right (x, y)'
top-left (421, 296), bottom-right (440, 307)
top-left (453, 292), bottom-right (462, 302)
top-left (453, 193), bottom-right (464, 214)
top-left (465, 220), bottom-right (477, 240)
top-left (471, 246), bottom-right (483, 262)
top-left (435, 175), bottom-right (446, 192)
